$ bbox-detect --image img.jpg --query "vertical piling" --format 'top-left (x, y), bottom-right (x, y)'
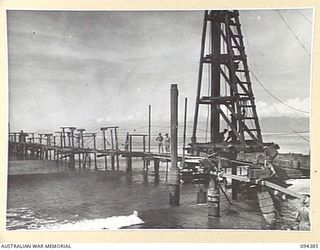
top-left (168, 84), bottom-right (180, 205)
top-left (67, 132), bottom-right (71, 147)
top-left (232, 163), bottom-right (238, 200)
top-left (154, 158), bottom-right (160, 182)
top-left (148, 105), bottom-right (151, 153)
top-left (111, 155), bottom-right (115, 170)
top-left (207, 173), bottom-right (220, 217)
top-left (61, 127), bottom-right (66, 148)
top-left (39, 134), bottom-right (43, 145)
top-left (110, 129), bottom-right (115, 170)
top-left (101, 128), bottom-right (108, 170)
top-left (69, 153), bottom-right (75, 169)
top-left (126, 134), bottom-right (132, 172)
top-left (59, 132), bottom-right (63, 148)
top-left (114, 128), bottom-right (120, 170)
top-left (70, 127), bottom-right (76, 148)
top-left (182, 97), bottom-right (188, 162)
top-left (93, 133), bottom-right (98, 170)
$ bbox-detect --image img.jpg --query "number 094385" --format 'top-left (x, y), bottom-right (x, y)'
top-left (300, 244), bottom-right (319, 248)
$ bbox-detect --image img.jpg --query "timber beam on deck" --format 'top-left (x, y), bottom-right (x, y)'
top-left (222, 173), bottom-right (305, 199)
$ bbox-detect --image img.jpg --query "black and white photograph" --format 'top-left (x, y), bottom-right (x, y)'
top-left (6, 9), bottom-right (312, 231)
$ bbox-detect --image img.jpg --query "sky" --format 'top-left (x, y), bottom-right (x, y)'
top-left (7, 9), bottom-right (313, 132)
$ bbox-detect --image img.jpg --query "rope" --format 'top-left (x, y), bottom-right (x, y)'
top-left (296, 9), bottom-right (312, 24)
top-left (249, 67), bottom-right (310, 114)
top-left (276, 10), bottom-right (311, 57)
top-left (290, 128), bottom-right (310, 142)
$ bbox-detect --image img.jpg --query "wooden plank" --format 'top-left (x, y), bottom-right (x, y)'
top-left (222, 173), bottom-right (251, 182)
top-left (259, 180), bottom-right (304, 199)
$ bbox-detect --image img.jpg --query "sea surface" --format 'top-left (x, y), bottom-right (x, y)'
top-left (6, 134), bottom-right (310, 231)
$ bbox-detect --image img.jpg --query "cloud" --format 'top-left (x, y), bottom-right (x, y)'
top-left (7, 10), bottom-right (312, 132)
top-left (256, 97), bottom-right (310, 118)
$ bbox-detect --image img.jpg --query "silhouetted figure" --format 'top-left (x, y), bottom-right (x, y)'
top-left (225, 130), bottom-right (237, 143)
top-left (156, 133), bottom-right (164, 154)
top-left (164, 133), bottom-right (171, 153)
top-left (217, 129), bottom-right (228, 143)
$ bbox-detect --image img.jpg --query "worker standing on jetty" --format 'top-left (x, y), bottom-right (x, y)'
top-left (217, 129), bottom-right (228, 142)
top-left (225, 130), bottom-right (237, 143)
top-left (164, 133), bottom-right (171, 153)
top-left (156, 133), bottom-right (164, 154)
top-left (296, 195), bottom-right (310, 230)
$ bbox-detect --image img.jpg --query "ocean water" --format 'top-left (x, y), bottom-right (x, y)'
top-left (6, 134), bottom-right (310, 231)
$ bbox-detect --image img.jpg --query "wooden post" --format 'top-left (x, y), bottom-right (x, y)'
top-left (148, 105), bottom-right (151, 153)
top-left (165, 161), bottom-right (169, 182)
top-left (143, 136), bottom-right (146, 153)
top-left (67, 132), bottom-right (71, 147)
top-left (110, 130), bottom-right (115, 170)
top-left (94, 153), bottom-right (97, 170)
top-left (69, 127), bottom-right (76, 148)
top-left (154, 159), bottom-right (160, 183)
top-left (104, 156), bottom-right (108, 170)
top-left (114, 128), bottom-right (120, 170)
top-left (44, 134), bottom-right (52, 146)
top-left (93, 134), bottom-right (98, 170)
top-left (101, 128), bottom-right (108, 170)
top-left (78, 129), bottom-right (85, 148)
top-left (126, 134), bottom-right (132, 172)
top-left (126, 157), bottom-right (132, 172)
top-left (61, 127), bottom-right (66, 148)
top-left (93, 134), bottom-right (97, 149)
top-left (207, 173), bottom-right (220, 217)
top-left (168, 84), bottom-right (180, 205)
top-left (114, 128), bottom-right (119, 149)
top-left (76, 134), bottom-right (80, 148)
top-left (232, 163), bottom-right (238, 200)
top-left (69, 153), bottom-right (75, 169)
top-left (110, 129), bottom-right (114, 150)
top-left (39, 134), bottom-right (43, 144)
top-left (129, 135), bottom-right (132, 152)
top-left (111, 155), bottom-right (115, 170)
top-left (59, 132), bottom-right (63, 148)
top-left (142, 136), bottom-right (146, 171)
top-left (183, 97), bottom-right (188, 161)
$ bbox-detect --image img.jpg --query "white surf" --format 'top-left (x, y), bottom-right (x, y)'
top-left (40, 211), bottom-right (144, 230)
